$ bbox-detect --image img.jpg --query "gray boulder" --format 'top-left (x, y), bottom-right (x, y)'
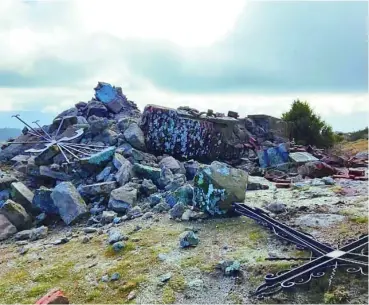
top-left (39, 165), bottom-right (72, 181)
top-left (0, 174), bottom-right (18, 191)
top-left (115, 157), bottom-right (133, 186)
top-left (79, 182), bottom-right (117, 198)
top-left (88, 115), bottom-right (109, 135)
top-left (96, 166), bottom-right (112, 182)
top-left (159, 156), bottom-right (184, 174)
top-left (10, 182), bottom-right (34, 213)
top-left (193, 161), bottom-right (248, 215)
top-left (170, 202), bottom-right (187, 219)
top-left (124, 123), bottom-right (146, 151)
top-left (51, 182), bottom-right (88, 225)
top-left (140, 179), bottom-right (158, 197)
top-left (0, 199), bottom-right (32, 230)
top-left (15, 226), bottom-right (48, 241)
top-left (102, 210), bottom-right (117, 224)
top-left (0, 214), bottom-right (17, 241)
top-left (108, 185), bottom-right (137, 213)
top-left (126, 206), bottom-right (143, 219)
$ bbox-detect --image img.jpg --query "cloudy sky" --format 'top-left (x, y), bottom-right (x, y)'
top-left (0, 0), bottom-right (367, 132)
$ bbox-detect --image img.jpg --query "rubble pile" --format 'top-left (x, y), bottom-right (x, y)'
top-left (0, 82), bottom-right (367, 241)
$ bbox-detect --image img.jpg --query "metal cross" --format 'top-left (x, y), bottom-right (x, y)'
top-left (232, 203), bottom-right (368, 299)
top-left (8, 115), bottom-right (108, 164)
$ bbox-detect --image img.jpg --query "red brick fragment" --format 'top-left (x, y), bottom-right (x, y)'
top-left (35, 288), bottom-right (69, 305)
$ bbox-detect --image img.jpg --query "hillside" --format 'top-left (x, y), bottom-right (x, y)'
top-left (0, 128), bottom-right (21, 141)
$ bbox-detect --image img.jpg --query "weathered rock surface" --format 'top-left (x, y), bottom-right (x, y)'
top-left (10, 182), bottom-right (34, 213)
top-left (32, 187), bottom-right (59, 215)
top-left (133, 164), bottom-right (161, 186)
top-left (15, 226), bottom-right (48, 241)
top-left (108, 185), bottom-right (137, 213)
top-left (0, 199), bottom-right (32, 230)
top-left (159, 156), bottom-right (183, 174)
top-left (124, 123), bottom-right (146, 151)
top-left (0, 174), bottom-right (18, 191)
top-left (79, 181), bottom-right (117, 197)
top-left (51, 182), bottom-right (88, 225)
top-left (179, 231), bottom-right (199, 248)
top-left (114, 156), bottom-right (133, 186)
top-left (39, 166), bottom-right (72, 181)
top-left (193, 161), bottom-right (248, 215)
top-left (0, 214), bottom-right (17, 240)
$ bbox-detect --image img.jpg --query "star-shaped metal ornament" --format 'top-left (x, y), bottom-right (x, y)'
top-left (232, 203), bottom-right (368, 299)
top-left (8, 114), bottom-right (108, 164)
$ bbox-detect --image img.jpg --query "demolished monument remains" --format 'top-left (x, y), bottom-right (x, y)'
top-left (0, 82), bottom-right (367, 299)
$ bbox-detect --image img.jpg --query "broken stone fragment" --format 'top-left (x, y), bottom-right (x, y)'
top-left (157, 167), bottom-right (174, 189)
top-left (79, 181), bottom-right (117, 198)
top-left (0, 199), bottom-right (32, 230)
top-left (0, 174), bottom-right (18, 191)
top-left (126, 206), bottom-right (143, 219)
top-left (82, 146), bottom-right (116, 165)
top-left (0, 214), bottom-right (17, 241)
top-left (94, 82), bottom-right (125, 114)
top-left (184, 160), bottom-right (199, 180)
top-left (159, 156), bottom-right (183, 174)
top-left (93, 129), bottom-right (118, 146)
top-left (108, 184), bottom-right (137, 213)
top-left (113, 153), bottom-right (126, 170)
top-left (115, 157), bottom-right (133, 186)
top-left (101, 210), bottom-right (117, 224)
top-left (51, 182), bottom-right (88, 225)
top-left (10, 182), bottom-right (34, 213)
top-left (96, 166), bottom-right (112, 182)
top-left (179, 231), bottom-right (199, 248)
top-left (193, 161), bottom-right (248, 215)
top-left (216, 260), bottom-right (241, 276)
top-left (32, 187), bottom-right (59, 215)
top-left (34, 145), bottom-right (60, 166)
top-left (170, 202), bottom-right (187, 219)
top-left (86, 100), bottom-right (108, 118)
top-left (49, 115), bottom-right (78, 134)
top-left (87, 115), bottom-right (109, 135)
top-left (133, 164), bottom-right (161, 186)
top-left (15, 226), bottom-right (48, 241)
top-left (108, 229), bottom-right (124, 244)
top-left (39, 165), bottom-right (72, 181)
top-left (123, 123), bottom-right (146, 151)
top-left (140, 179), bottom-right (158, 197)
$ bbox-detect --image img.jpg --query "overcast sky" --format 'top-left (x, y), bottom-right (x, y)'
top-left (0, 0), bottom-right (367, 132)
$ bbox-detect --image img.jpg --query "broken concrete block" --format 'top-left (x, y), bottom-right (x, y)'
top-left (257, 143), bottom-right (289, 168)
top-left (94, 82), bottom-right (125, 114)
top-left (108, 184), bottom-right (137, 213)
top-left (51, 182), bottom-right (88, 225)
top-left (82, 146), bottom-right (116, 165)
top-left (0, 199), bottom-right (32, 230)
top-left (79, 181), bottom-right (117, 197)
top-left (39, 166), bottom-right (72, 181)
top-left (115, 157), bottom-right (133, 186)
top-left (86, 100), bottom-right (108, 118)
top-left (140, 105), bottom-right (243, 162)
top-left (34, 145), bottom-right (60, 166)
top-left (10, 182), bottom-right (34, 213)
top-left (124, 123), bottom-right (146, 151)
top-left (159, 156), bottom-right (183, 174)
top-left (0, 214), bottom-right (17, 241)
top-left (133, 164), bottom-right (161, 186)
top-left (15, 226), bottom-right (48, 241)
top-left (0, 174), bottom-right (18, 191)
top-left (32, 187), bottom-right (59, 215)
top-left (193, 161), bottom-right (248, 215)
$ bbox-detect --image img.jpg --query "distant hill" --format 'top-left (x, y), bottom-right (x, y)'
top-left (0, 128), bottom-right (21, 141)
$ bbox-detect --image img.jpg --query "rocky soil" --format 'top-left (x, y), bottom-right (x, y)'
top-left (0, 175), bottom-right (367, 304)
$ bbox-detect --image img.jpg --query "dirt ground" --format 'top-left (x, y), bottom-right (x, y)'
top-left (0, 175), bottom-right (368, 304)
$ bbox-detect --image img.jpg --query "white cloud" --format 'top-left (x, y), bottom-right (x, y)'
top-left (0, 0), bottom-right (367, 132)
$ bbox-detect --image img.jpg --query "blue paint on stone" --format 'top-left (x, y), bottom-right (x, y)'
top-left (95, 83), bottom-right (118, 104)
top-left (140, 105), bottom-right (243, 162)
top-left (86, 146), bottom-right (116, 165)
